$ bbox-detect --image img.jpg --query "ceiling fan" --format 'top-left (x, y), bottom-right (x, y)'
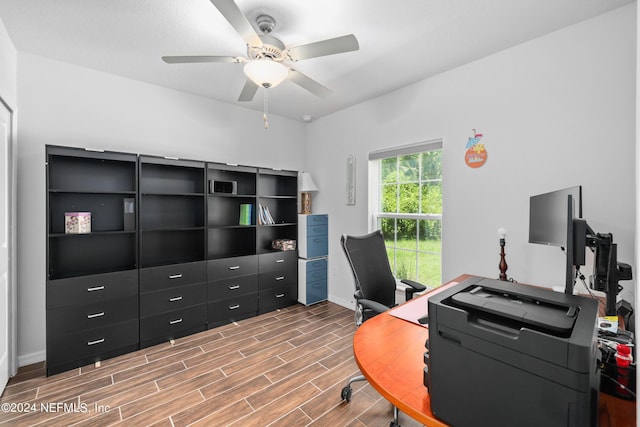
top-left (162, 0), bottom-right (360, 103)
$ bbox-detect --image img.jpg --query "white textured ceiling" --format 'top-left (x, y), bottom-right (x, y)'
top-left (0, 0), bottom-right (633, 121)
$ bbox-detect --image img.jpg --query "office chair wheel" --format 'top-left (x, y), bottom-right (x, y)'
top-left (341, 386), bottom-right (352, 402)
top-left (390, 422), bottom-right (400, 427)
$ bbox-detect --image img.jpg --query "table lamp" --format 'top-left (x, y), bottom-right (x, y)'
top-left (498, 227), bottom-right (508, 281)
top-left (299, 172), bottom-right (318, 214)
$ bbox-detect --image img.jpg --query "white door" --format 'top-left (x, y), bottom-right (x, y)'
top-left (0, 100), bottom-right (14, 395)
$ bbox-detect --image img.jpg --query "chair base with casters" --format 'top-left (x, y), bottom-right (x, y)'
top-left (339, 231), bottom-right (426, 427)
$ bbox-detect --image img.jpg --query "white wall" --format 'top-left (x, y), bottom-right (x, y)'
top-left (306, 5), bottom-right (636, 309)
top-left (0, 16), bottom-right (16, 107)
top-left (16, 53), bottom-right (305, 364)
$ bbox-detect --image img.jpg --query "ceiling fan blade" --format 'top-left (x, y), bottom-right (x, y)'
top-left (209, 0), bottom-right (262, 46)
top-left (238, 79), bottom-right (259, 102)
top-left (287, 34), bottom-right (359, 61)
top-left (162, 55), bottom-right (240, 64)
top-left (288, 69), bottom-right (333, 98)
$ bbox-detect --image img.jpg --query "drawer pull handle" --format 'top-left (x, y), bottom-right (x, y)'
top-left (275, 293), bottom-right (285, 298)
top-left (229, 265), bottom-right (240, 270)
top-left (275, 259), bottom-right (285, 263)
top-left (87, 338), bottom-right (104, 346)
top-left (87, 286), bottom-right (104, 292)
top-left (169, 296), bottom-right (183, 302)
top-left (228, 285), bottom-right (240, 290)
top-left (87, 312), bottom-right (105, 319)
top-left (169, 318), bottom-right (183, 325)
top-left (229, 304), bottom-right (240, 310)
top-left (275, 276), bottom-right (285, 281)
top-left (169, 274), bottom-right (183, 279)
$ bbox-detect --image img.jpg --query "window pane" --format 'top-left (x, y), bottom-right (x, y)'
top-left (417, 252), bottom-right (441, 286)
top-left (398, 154), bottom-right (419, 183)
top-left (421, 150), bottom-right (442, 181)
top-left (419, 219), bottom-right (441, 249)
top-left (381, 184), bottom-right (398, 213)
top-left (380, 218), bottom-right (396, 247)
top-left (396, 219), bottom-right (417, 248)
top-left (421, 182), bottom-right (442, 214)
top-left (395, 248), bottom-right (416, 280)
top-left (398, 183), bottom-right (419, 213)
top-left (381, 157), bottom-right (396, 180)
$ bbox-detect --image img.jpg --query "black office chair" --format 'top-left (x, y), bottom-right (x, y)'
top-left (340, 230), bottom-right (426, 427)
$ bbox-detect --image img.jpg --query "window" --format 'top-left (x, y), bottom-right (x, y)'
top-left (369, 140), bottom-right (442, 286)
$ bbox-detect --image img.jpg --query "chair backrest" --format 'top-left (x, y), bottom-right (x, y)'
top-left (341, 230), bottom-right (396, 308)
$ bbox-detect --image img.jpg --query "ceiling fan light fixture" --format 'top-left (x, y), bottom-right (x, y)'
top-left (243, 59), bottom-right (288, 88)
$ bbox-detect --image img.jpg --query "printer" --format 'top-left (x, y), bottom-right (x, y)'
top-left (425, 276), bottom-right (600, 427)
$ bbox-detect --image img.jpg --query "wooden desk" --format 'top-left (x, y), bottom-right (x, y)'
top-left (352, 276), bottom-right (636, 427)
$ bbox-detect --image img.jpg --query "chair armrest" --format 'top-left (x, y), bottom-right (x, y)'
top-left (401, 279), bottom-right (427, 300)
top-left (357, 298), bottom-right (390, 314)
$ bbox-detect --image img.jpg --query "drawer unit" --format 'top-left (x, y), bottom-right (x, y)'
top-left (207, 255), bottom-right (258, 281)
top-left (258, 251), bottom-right (298, 273)
top-left (140, 283), bottom-right (207, 318)
top-left (207, 274), bottom-right (259, 301)
top-left (140, 260), bottom-right (207, 346)
top-left (140, 260), bottom-right (206, 292)
top-left (208, 293), bottom-right (259, 326)
top-left (298, 258), bottom-right (328, 305)
top-left (47, 297), bottom-right (138, 335)
top-left (140, 304), bottom-right (207, 343)
top-left (259, 284), bottom-right (298, 314)
top-left (298, 214), bottom-right (328, 259)
top-left (298, 214), bottom-right (329, 306)
top-left (47, 269), bottom-right (138, 309)
top-left (47, 319), bottom-right (139, 368)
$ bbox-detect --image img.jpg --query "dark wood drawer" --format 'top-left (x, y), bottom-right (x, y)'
top-left (140, 283), bottom-right (207, 318)
top-left (46, 319), bottom-right (139, 366)
top-left (208, 293), bottom-right (259, 325)
top-left (140, 260), bottom-right (205, 292)
top-left (259, 267), bottom-right (297, 290)
top-left (140, 304), bottom-right (207, 342)
top-left (47, 270), bottom-right (138, 309)
top-left (259, 251), bottom-right (298, 273)
top-left (207, 274), bottom-right (258, 301)
top-left (207, 255), bottom-right (258, 280)
top-left (47, 296), bottom-right (138, 337)
top-left (259, 285), bottom-right (297, 314)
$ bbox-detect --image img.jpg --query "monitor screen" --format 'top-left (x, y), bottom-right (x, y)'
top-left (528, 186), bottom-right (581, 247)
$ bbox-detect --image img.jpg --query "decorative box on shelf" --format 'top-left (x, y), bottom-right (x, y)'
top-left (64, 212), bottom-right (91, 234)
top-left (272, 239), bottom-right (296, 251)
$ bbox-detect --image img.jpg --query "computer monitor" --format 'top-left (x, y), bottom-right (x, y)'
top-left (528, 186), bottom-right (585, 295)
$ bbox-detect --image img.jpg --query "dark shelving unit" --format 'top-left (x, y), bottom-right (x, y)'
top-left (138, 156), bottom-right (207, 347)
top-left (46, 145), bottom-right (139, 375)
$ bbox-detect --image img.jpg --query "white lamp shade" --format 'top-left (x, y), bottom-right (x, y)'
top-left (243, 59), bottom-right (288, 88)
top-left (299, 172), bottom-right (318, 192)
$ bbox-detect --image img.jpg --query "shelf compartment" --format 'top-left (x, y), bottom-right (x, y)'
top-left (208, 227), bottom-right (257, 259)
top-left (49, 192), bottom-right (136, 233)
top-left (48, 233), bottom-right (136, 280)
top-left (140, 194), bottom-right (204, 230)
top-left (140, 160), bottom-right (205, 195)
top-left (258, 169), bottom-right (297, 197)
top-left (257, 224), bottom-right (297, 254)
top-left (258, 197), bottom-right (298, 225)
top-left (140, 229), bottom-right (205, 268)
top-left (208, 196), bottom-right (256, 227)
top-left (48, 152), bottom-right (136, 194)
top-left (207, 164), bottom-right (257, 196)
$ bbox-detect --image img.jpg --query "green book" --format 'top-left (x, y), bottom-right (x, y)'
top-left (239, 204), bottom-right (252, 225)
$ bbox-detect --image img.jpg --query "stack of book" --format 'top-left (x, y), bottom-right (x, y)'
top-left (239, 204), bottom-right (253, 225)
top-left (258, 204), bottom-right (275, 225)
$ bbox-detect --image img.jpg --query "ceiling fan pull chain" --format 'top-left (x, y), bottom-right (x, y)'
top-left (263, 88), bottom-right (269, 130)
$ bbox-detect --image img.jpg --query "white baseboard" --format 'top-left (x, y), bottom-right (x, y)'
top-left (18, 350), bottom-right (45, 367)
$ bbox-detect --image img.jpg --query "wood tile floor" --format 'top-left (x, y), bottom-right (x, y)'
top-left (0, 302), bottom-right (424, 426)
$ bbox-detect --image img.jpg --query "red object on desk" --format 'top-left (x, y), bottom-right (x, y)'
top-left (352, 274), bottom-right (636, 427)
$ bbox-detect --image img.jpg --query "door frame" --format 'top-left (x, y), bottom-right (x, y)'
top-left (0, 95), bottom-right (17, 394)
